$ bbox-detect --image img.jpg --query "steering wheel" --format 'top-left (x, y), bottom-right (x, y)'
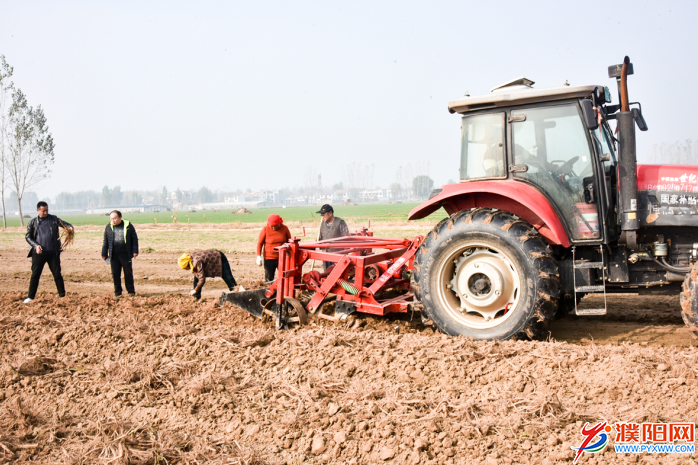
top-left (550, 157), bottom-right (579, 176)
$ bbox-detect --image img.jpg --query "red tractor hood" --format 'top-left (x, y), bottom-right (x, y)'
top-left (637, 164), bottom-right (698, 193)
top-left (636, 164), bottom-right (698, 227)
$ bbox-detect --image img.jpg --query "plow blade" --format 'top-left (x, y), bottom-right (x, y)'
top-left (220, 289), bottom-right (268, 319)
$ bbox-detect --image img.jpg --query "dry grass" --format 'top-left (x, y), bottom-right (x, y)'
top-left (60, 226), bottom-right (75, 251)
top-left (98, 355), bottom-right (197, 394)
top-left (0, 397), bottom-right (45, 461)
top-left (60, 417), bottom-right (266, 465)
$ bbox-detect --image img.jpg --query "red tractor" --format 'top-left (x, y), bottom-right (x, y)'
top-left (410, 56), bottom-right (698, 340)
top-left (224, 56), bottom-right (698, 341)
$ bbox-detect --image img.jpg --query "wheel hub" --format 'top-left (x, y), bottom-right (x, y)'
top-left (470, 274), bottom-right (490, 294)
top-left (447, 247), bottom-right (519, 326)
top-left (455, 262), bottom-right (503, 308)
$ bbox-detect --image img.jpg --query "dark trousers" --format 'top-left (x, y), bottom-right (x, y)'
top-left (192, 252), bottom-right (237, 299)
top-left (28, 252), bottom-right (65, 299)
top-left (264, 259), bottom-right (278, 282)
top-left (111, 252), bottom-right (135, 296)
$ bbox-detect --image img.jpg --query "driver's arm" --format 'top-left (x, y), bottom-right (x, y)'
top-left (514, 144), bottom-right (533, 163)
top-left (482, 144), bottom-right (504, 176)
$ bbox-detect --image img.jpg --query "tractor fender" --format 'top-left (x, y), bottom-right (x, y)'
top-left (408, 181), bottom-right (571, 247)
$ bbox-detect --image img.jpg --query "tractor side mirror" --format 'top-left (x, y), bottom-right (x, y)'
top-left (632, 108), bottom-right (648, 131)
top-left (580, 99), bottom-right (599, 130)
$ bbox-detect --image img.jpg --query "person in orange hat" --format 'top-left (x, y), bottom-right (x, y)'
top-left (256, 214), bottom-right (291, 282)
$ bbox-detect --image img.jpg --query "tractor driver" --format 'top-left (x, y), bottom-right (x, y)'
top-left (481, 124), bottom-right (505, 177)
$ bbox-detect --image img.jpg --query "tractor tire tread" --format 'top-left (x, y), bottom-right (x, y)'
top-left (414, 208), bottom-right (559, 340)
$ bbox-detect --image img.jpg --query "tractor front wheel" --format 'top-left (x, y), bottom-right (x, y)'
top-left (680, 263), bottom-right (698, 339)
top-left (413, 208), bottom-right (560, 340)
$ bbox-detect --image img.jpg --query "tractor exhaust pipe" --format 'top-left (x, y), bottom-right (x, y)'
top-left (620, 56), bottom-right (630, 113)
top-left (611, 56), bottom-right (639, 248)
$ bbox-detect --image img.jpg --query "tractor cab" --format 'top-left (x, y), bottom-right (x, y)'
top-left (452, 79), bottom-right (616, 243)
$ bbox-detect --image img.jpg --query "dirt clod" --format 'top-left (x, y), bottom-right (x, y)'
top-left (311, 435), bottom-right (326, 455)
top-left (379, 446), bottom-right (395, 460)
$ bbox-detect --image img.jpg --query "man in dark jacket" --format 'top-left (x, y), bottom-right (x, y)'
top-left (101, 210), bottom-right (139, 297)
top-left (24, 201), bottom-right (74, 303)
top-left (316, 204), bottom-right (350, 271)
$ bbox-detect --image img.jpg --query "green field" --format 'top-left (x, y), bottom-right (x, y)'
top-left (1, 202), bottom-right (440, 227)
top-left (0, 202), bottom-right (444, 253)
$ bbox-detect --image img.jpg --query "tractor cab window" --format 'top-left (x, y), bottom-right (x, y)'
top-left (592, 125), bottom-right (616, 174)
top-left (460, 112), bottom-right (506, 180)
top-left (511, 104), bottom-right (600, 240)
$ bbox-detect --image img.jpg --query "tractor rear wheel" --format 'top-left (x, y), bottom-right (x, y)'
top-left (680, 263), bottom-right (698, 339)
top-left (413, 208), bottom-right (559, 340)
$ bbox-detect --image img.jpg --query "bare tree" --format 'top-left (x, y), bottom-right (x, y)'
top-left (395, 164), bottom-right (414, 193)
top-left (303, 166), bottom-right (322, 195)
top-left (395, 161), bottom-right (431, 199)
top-left (0, 55), bottom-right (13, 227)
top-left (361, 163), bottom-right (375, 191)
top-left (342, 162), bottom-right (375, 195)
top-left (342, 163), bottom-right (359, 191)
top-left (7, 89), bottom-right (55, 226)
top-left (415, 160), bottom-right (431, 178)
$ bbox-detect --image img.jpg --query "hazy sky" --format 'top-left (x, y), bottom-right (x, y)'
top-left (1, 0), bottom-right (696, 200)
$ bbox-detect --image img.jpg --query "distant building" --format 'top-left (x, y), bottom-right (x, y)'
top-left (86, 205), bottom-right (168, 214)
top-left (358, 189), bottom-right (392, 202)
top-left (219, 190), bottom-right (283, 207)
top-left (225, 194), bottom-right (246, 203)
top-left (196, 200), bottom-right (268, 210)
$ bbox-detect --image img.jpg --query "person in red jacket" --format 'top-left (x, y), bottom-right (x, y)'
top-left (256, 214), bottom-right (291, 282)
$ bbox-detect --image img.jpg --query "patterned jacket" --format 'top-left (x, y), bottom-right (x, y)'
top-left (191, 249), bottom-right (223, 292)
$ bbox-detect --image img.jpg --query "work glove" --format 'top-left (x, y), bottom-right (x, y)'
top-left (256, 255), bottom-right (263, 266)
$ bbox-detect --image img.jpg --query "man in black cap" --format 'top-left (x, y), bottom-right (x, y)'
top-left (316, 204), bottom-right (349, 271)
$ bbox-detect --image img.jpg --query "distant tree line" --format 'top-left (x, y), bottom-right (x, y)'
top-left (50, 185), bottom-right (220, 210)
top-left (0, 190), bottom-right (40, 214)
top-left (292, 161), bottom-right (435, 201)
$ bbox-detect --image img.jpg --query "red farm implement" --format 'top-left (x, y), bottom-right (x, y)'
top-left (221, 229), bottom-right (424, 329)
top-left (226, 57), bottom-right (698, 342)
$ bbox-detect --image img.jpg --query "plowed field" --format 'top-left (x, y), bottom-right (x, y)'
top-left (1, 223), bottom-right (697, 464)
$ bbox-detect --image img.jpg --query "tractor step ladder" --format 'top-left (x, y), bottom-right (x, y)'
top-left (572, 246), bottom-right (607, 316)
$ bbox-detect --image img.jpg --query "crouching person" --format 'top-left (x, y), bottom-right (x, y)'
top-left (178, 249), bottom-right (237, 299)
top-left (102, 210), bottom-right (139, 297)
